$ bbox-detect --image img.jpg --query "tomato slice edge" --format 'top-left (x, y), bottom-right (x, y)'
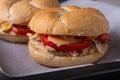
top-left (40, 34), bottom-right (92, 51)
top-left (12, 24), bottom-right (33, 35)
top-left (97, 33), bottom-right (111, 43)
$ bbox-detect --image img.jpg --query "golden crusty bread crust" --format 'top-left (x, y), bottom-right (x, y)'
top-left (29, 6), bottom-right (109, 36)
top-left (0, 33), bottom-right (28, 42)
top-left (0, 0), bottom-right (60, 24)
top-left (28, 40), bottom-right (108, 67)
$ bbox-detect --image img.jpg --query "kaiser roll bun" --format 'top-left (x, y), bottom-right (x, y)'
top-left (29, 6), bottom-right (109, 36)
top-left (0, 0), bottom-right (60, 24)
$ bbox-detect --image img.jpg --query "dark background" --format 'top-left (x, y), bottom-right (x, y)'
top-left (1, 71), bottom-right (120, 80)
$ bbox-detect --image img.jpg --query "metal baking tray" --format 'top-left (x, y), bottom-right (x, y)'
top-left (1, 0), bottom-right (120, 80)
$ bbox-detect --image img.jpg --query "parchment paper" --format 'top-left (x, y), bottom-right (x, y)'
top-left (0, 0), bottom-right (120, 77)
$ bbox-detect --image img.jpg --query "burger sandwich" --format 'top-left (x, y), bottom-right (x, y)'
top-left (28, 6), bottom-right (110, 67)
top-left (0, 0), bottom-right (60, 42)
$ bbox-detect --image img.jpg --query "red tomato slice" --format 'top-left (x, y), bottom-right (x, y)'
top-left (40, 35), bottom-right (92, 51)
top-left (12, 24), bottom-right (33, 35)
top-left (97, 33), bottom-right (111, 43)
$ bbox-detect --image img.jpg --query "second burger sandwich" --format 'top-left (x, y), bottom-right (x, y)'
top-left (28, 6), bottom-right (110, 67)
top-left (0, 0), bottom-right (59, 42)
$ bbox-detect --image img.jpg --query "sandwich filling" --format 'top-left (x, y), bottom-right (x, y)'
top-left (29, 33), bottom-right (110, 57)
top-left (0, 22), bottom-right (33, 35)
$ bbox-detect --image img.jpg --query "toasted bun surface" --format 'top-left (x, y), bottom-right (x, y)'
top-left (29, 6), bottom-right (109, 36)
top-left (0, 33), bottom-right (28, 43)
top-left (0, 0), bottom-right (60, 24)
top-left (28, 40), bottom-right (108, 67)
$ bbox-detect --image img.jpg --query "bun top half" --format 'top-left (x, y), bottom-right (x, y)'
top-left (29, 6), bottom-right (109, 36)
top-left (0, 0), bottom-right (60, 24)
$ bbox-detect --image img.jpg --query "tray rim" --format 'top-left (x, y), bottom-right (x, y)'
top-left (1, 61), bottom-right (120, 80)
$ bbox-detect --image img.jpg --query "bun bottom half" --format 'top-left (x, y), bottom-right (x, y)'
top-left (28, 41), bottom-right (108, 67)
top-left (0, 33), bottom-right (28, 43)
